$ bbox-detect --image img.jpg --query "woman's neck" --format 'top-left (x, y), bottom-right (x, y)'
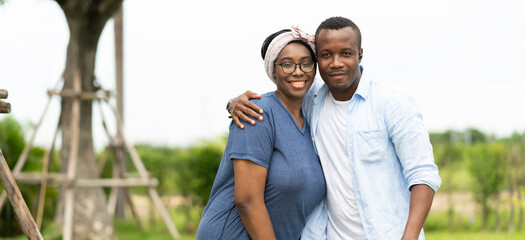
top-left (274, 91), bottom-right (304, 127)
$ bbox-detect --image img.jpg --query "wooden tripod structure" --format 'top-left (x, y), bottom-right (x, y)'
top-left (0, 76), bottom-right (180, 239)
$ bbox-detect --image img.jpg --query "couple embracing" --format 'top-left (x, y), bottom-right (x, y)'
top-left (197, 16), bottom-right (441, 240)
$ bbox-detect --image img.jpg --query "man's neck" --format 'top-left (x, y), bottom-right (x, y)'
top-left (330, 77), bottom-right (360, 101)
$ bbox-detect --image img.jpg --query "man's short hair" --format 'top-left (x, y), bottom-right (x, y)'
top-left (315, 16), bottom-right (362, 49)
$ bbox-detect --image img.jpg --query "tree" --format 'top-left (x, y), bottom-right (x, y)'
top-left (52, 1), bottom-right (122, 239)
top-left (468, 143), bottom-right (507, 230)
top-left (434, 142), bottom-right (465, 230)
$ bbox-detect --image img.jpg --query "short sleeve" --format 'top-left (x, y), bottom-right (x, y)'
top-left (226, 111), bottom-right (274, 169)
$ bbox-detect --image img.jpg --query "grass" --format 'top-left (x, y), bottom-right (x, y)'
top-left (426, 231), bottom-right (524, 240)
top-left (1, 219), bottom-right (523, 240)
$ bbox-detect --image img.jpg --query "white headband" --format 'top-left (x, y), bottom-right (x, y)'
top-left (264, 26), bottom-right (315, 83)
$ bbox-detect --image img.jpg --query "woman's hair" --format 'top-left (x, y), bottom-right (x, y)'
top-left (261, 29), bottom-right (317, 63)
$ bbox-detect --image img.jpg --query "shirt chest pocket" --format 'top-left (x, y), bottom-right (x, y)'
top-left (356, 129), bottom-right (388, 163)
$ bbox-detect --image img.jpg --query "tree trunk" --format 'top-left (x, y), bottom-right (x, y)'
top-left (53, 1), bottom-right (122, 239)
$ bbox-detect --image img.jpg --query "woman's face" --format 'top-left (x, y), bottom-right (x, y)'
top-left (273, 42), bottom-right (316, 101)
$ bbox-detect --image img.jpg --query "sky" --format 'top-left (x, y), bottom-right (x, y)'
top-left (1, 0), bottom-right (524, 150)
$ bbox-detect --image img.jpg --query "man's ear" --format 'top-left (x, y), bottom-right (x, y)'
top-left (358, 48), bottom-right (364, 62)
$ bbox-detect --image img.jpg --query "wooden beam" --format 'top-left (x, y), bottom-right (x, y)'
top-left (0, 149), bottom-right (43, 240)
top-left (47, 89), bottom-right (112, 100)
top-left (76, 178), bottom-right (158, 188)
top-left (14, 173), bottom-right (67, 183)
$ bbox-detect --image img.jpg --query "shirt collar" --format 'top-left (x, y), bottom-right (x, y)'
top-left (354, 65), bottom-right (370, 101)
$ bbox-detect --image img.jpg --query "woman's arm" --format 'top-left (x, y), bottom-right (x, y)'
top-left (233, 159), bottom-right (276, 240)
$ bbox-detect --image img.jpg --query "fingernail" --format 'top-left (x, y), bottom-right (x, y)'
top-left (241, 125), bottom-right (244, 129)
top-left (251, 120), bottom-right (255, 125)
top-left (259, 109), bottom-right (263, 113)
top-left (259, 116), bottom-right (263, 121)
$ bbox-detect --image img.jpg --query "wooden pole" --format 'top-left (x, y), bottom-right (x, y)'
top-left (113, 5), bottom-right (127, 219)
top-left (34, 118), bottom-right (60, 230)
top-left (62, 71), bottom-right (81, 240)
top-left (35, 149), bottom-right (50, 229)
top-left (0, 149), bottom-right (43, 240)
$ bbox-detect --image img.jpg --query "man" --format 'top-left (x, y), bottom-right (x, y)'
top-left (229, 16), bottom-right (441, 240)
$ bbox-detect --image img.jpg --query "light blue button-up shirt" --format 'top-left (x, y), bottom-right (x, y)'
top-left (301, 66), bottom-right (441, 240)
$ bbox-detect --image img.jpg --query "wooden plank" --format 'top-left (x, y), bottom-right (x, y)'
top-left (0, 149), bottom-right (43, 240)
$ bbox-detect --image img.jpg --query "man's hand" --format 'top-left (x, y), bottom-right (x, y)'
top-left (228, 91), bottom-right (264, 129)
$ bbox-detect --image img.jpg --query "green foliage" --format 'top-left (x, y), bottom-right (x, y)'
top-left (0, 117), bottom-right (25, 165)
top-left (176, 137), bottom-right (225, 205)
top-left (467, 143), bottom-right (507, 229)
top-left (0, 117), bottom-right (27, 237)
top-left (136, 135), bottom-right (226, 205)
top-left (467, 128), bottom-right (489, 144)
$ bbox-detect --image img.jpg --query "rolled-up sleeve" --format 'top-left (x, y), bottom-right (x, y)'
top-left (385, 93), bottom-right (442, 192)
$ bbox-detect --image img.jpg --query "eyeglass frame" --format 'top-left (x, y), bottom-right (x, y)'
top-left (274, 61), bottom-right (316, 74)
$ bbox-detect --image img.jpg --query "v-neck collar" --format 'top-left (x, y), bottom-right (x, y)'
top-left (271, 92), bottom-right (307, 135)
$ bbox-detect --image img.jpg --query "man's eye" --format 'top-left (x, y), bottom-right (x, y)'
top-left (343, 52), bottom-right (352, 56)
top-left (321, 53), bottom-right (331, 58)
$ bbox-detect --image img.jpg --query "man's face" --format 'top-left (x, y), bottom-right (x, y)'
top-left (316, 27), bottom-right (363, 101)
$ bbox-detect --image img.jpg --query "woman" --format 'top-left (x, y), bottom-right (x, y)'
top-left (196, 26), bottom-right (326, 240)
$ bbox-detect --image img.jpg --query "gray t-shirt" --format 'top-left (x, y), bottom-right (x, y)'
top-left (197, 92), bottom-right (326, 240)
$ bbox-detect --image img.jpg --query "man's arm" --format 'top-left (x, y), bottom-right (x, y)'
top-left (401, 184), bottom-right (435, 240)
top-left (383, 91), bottom-right (441, 239)
top-left (227, 91), bottom-right (264, 129)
